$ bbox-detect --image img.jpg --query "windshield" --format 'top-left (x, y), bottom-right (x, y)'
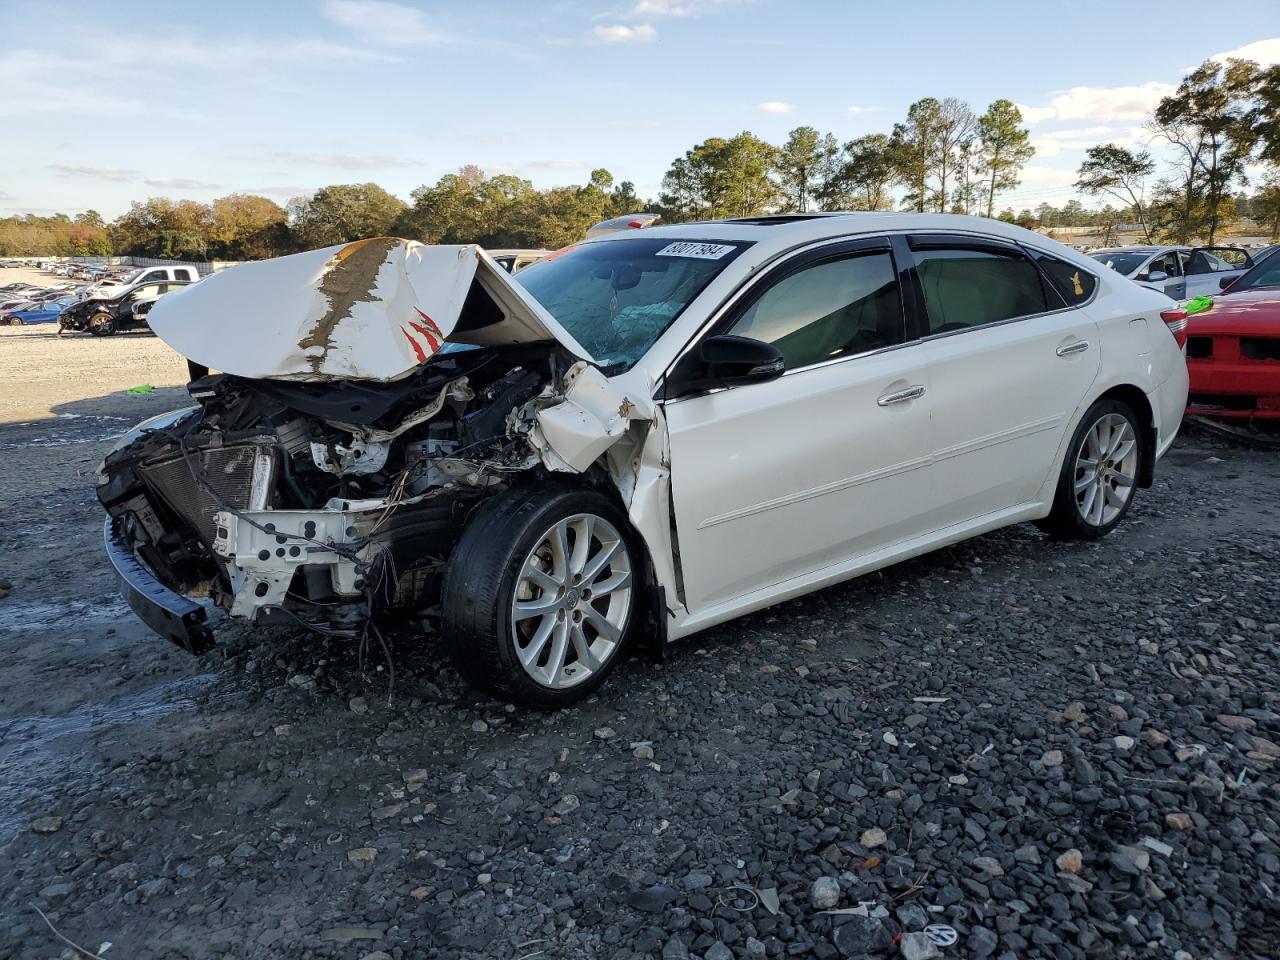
top-left (515, 237), bottom-right (750, 372)
top-left (1089, 251), bottom-right (1149, 276)
top-left (1228, 253), bottom-right (1280, 292)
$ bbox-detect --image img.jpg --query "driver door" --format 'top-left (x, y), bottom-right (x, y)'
top-left (1140, 250), bottom-right (1185, 299)
top-left (663, 238), bottom-right (935, 614)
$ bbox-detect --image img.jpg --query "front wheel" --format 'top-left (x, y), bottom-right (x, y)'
top-left (442, 485), bottom-right (641, 708)
top-left (8, 317), bottom-right (22, 327)
top-left (88, 312), bottom-right (116, 336)
top-left (1037, 399), bottom-right (1142, 540)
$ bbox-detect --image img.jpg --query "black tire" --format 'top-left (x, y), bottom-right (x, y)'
top-left (442, 483), bottom-right (643, 709)
top-left (1037, 398), bottom-right (1143, 541)
top-left (88, 312), bottom-right (115, 336)
top-left (8, 317), bottom-right (22, 327)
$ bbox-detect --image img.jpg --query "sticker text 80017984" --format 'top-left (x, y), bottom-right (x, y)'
top-left (654, 242), bottom-right (735, 260)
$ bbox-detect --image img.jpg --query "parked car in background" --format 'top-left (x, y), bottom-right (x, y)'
top-left (486, 249), bottom-right (549, 273)
top-left (78, 266), bottom-right (200, 302)
top-left (586, 212), bottom-right (661, 239)
top-left (98, 216), bottom-right (1187, 707)
top-left (1090, 245), bottom-right (1255, 300)
top-left (6, 296), bottom-right (73, 326)
top-left (1184, 250), bottom-right (1280, 421)
top-left (30, 287), bottom-right (76, 302)
top-left (60, 280), bottom-right (192, 335)
top-left (0, 296), bottom-right (39, 313)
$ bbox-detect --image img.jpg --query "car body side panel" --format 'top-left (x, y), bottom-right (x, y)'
top-left (663, 344), bottom-right (935, 613)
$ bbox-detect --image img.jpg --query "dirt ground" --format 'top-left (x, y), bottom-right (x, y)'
top-left (1, 275), bottom-right (1278, 960)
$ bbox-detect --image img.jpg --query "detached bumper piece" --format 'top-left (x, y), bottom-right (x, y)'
top-left (103, 516), bottom-right (214, 654)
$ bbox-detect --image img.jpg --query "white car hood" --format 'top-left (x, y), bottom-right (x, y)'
top-left (147, 237), bottom-right (591, 381)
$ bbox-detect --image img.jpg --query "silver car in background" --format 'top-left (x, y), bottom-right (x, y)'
top-left (1090, 244), bottom-right (1255, 299)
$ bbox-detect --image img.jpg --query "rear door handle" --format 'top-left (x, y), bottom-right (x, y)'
top-left (1056, 340), bottom-right (1090, 357)
top-left (877, 385), bottom-right (926, 406)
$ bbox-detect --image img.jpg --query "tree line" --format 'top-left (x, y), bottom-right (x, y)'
top-left (1074, 59), bottom-right (1280, 244)
top-left (1, 58), bottom-right (1276, 261)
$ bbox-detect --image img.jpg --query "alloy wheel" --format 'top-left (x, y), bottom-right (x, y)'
top-left (510, 513), bottom-right (633, 689)
top-left (1073, 413), bottom-right (1138, 527)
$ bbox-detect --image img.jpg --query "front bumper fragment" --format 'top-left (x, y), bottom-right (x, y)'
top-left (104, 516), bottom-right (214, 654)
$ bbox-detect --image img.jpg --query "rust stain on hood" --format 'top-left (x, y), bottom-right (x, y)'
top-left (298, 237), bottom-right (402, 372)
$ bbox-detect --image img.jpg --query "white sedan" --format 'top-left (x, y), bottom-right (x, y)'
top-left (1090, 244), bottom-right (1254, 299)
top-left (100, 214), bottom-right (1189, 707)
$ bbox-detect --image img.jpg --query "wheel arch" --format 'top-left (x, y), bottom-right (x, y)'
top-left (1093, 383), bottom-right (1157, 488)
top-left (575, 465), bottom-right (670, 661)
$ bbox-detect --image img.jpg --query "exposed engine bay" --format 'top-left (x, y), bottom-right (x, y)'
top-left (97, 342), bottom-right (650, 650)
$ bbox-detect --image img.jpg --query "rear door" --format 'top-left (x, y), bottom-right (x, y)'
top-left (906, 234), bottom-right (1101, 526)
top-left (1183, 246), bottom-right (1253, 296)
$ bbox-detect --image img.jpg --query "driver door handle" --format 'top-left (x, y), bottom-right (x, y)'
top-left (1056, 340), bottom-right (1090, 357)
top-left (877, 385), bottom-right (926, 406)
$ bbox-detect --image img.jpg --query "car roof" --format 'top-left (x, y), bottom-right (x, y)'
top-left (583, 211), bottom-right (1078, 255)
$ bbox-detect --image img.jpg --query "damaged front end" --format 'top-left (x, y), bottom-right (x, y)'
top-left (98, 238), bottom-right (655, 654)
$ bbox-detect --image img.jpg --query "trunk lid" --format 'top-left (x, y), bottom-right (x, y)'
top-left (147, 237), bottom-right (592, 382)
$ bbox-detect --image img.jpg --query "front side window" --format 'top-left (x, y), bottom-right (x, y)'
top-left (725, 252), bottom-right (903, 370)
top-left (129, 284), bottom-right (163, 301)
top-left (1145, 251), bottom-right (1181, 278)
top-left (1029, 249), bottom-right (1098, 306)
top-left (914, 246), bottom-right (1048, 334)
top-left (515, 237), bottom-right (750, 373)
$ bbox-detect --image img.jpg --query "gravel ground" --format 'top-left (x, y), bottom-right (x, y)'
top-left (1, 316), bottom-right (1278, 960)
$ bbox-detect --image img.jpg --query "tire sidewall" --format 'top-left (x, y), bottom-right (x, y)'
top-left (1055, 399), bottom-right (1141, 539)
top-left (89, 312), bottom-right (115, 335)
top-left (447, 485), bottom-right (644, 708)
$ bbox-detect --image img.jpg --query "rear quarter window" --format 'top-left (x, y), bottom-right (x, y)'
top-left (1029, 250), bottom-right (1097, 307)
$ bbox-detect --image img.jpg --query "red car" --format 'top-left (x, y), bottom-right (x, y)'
top-left (1181, 255), bottom-right (1280, 421)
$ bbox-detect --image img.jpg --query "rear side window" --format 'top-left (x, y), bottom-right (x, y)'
top-left (913, 246), bottom-right (1048, 334)
top-left (726, 251), bottom-right (903, 369)
top-left (1028, 249), bottom-right (1098, 306)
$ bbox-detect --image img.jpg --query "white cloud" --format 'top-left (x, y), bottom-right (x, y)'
top-left (1207, 37), bottom-right (1280, 68)
top-left (321, 0), bottom-right (447, 46)
top-left (50, 164), bottom-right (139, 181)
top-left (275, 152), bottom-right (413, 170)
top-left (523, 159), bottom-right (590, 172)
top-left (846, 105), bottom-right (884, 115)
top-left (145, 177), bottom-right (222, 190)
top-left (1014, 103), bottom-right (1057, 126)
top-left (593, 24), bottom-right (657, 42)
top-left (625, 0), bottom-right (746, 17)
top-left (1016, 82), bottom-right (1176, 127)
top-left (1030, 126), bottom-right (1113, 158)
top-left (757, 101), bottom-right (795, 114)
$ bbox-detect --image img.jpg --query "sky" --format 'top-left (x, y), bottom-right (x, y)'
top-left (2, 0), bottom-right (1278, 220)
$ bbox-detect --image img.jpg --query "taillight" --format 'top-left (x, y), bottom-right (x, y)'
top-left (1160, 308), bottom-right (1190, 348)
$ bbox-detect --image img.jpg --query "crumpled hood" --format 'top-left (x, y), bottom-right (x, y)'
top-left (147, 237), bottom-right (592, 382)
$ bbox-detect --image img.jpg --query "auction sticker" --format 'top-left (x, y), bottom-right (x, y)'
top-left (655, 242), bottom-right (735, 260)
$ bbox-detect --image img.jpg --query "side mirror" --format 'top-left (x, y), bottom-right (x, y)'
top-left (667, 334), bottom-right (785, 397)
top-left (1219, 276), bottom-right (1235, 290)
top-left (1146, 270), bottom-right (1168, 283)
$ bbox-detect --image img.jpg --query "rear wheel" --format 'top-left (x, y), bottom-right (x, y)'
top-left (442, 485), bottom-right (640, 708)
top-left (1038, 399), bottom-right (1142, 540)
top-left (88, 312), bottom-right (116, 336)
